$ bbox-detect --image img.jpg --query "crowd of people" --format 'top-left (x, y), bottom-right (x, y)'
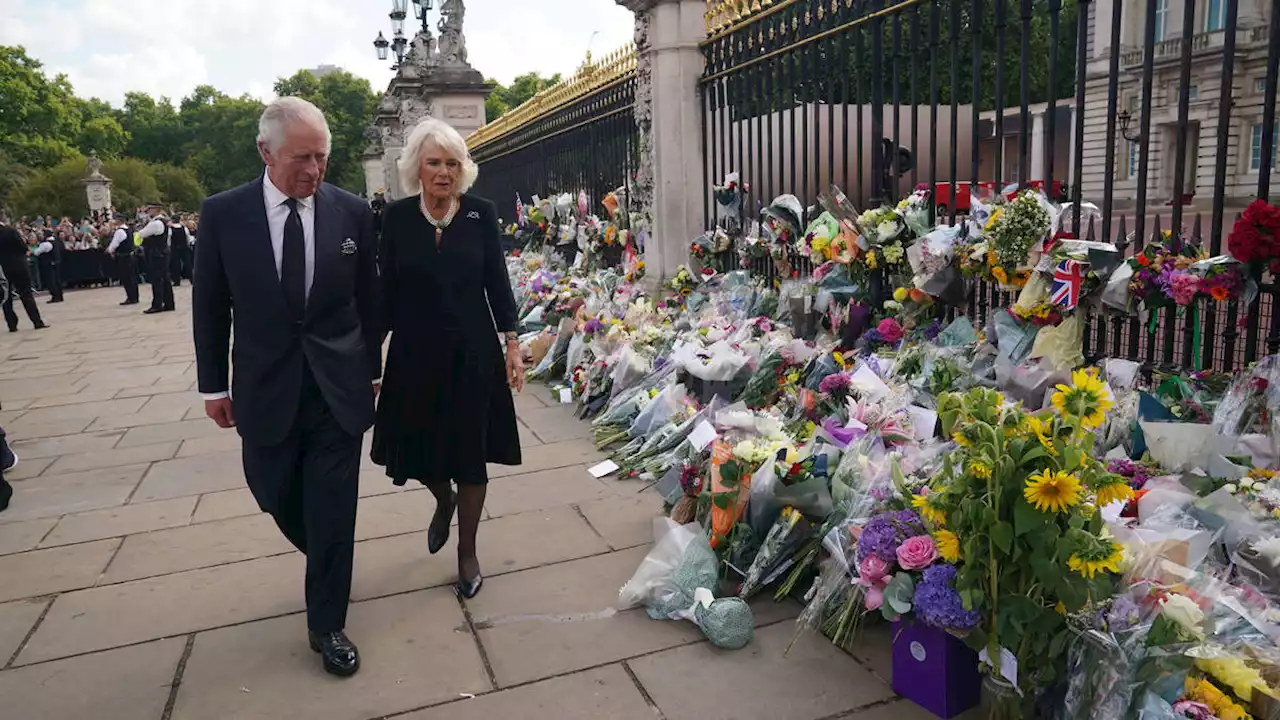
top-left (0, 207), bottom-right (199, 330)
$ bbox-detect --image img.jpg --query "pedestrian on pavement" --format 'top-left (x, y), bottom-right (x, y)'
top-left (169, 215), bottom-right (192, 287)
top-left (138, 206), bottom-right (175, 314)
top-left (370, 117), bottom-right (525, 602)
top-left (0, 424), bottom-right (17, 512)
top-left (0, 214), bottom-right (49, 331)
top-left (193, 96), bottom-right (381, 678)
top-left (107, 216), bottom-right (140, 305)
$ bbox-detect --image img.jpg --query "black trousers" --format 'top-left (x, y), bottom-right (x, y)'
top-left (170, 248), bottom-right (191, 286)
top-left (241, 363), bottom-right (361, 633)
top-left (117, 254), bottom-right (139, 302)
top-left (1, 262), bottom-right (44, 330)
top-left (41, 263), bottom-right (63, 302)
top-left (146, 250), bottom-right (174, 310)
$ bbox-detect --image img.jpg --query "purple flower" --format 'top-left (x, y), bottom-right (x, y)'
top-left (819, 372), bottom-right (851, 394)
top-left (923, 318), bottom-right (942, 341)
top-left (822, 416), bottom-right (865, 447)
top-left (1170, 701), bottom-right (1214, 720)
top-left (857, 509), bottom-right (926, 563)
top-left (583, 318), bottom-right (604, 335)
top-left (1094, 595), bottom-right (1142, 633)
top-left (913, 563), bottom-right (981, 631)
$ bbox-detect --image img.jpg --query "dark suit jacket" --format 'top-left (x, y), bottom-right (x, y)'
top-left (193, 178), bottom-right (382, 446)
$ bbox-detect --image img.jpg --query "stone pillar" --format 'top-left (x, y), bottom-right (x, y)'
top-left (1029, 110), bottom-right (1046, 183)
top-left (82, 153), bottom-right (112, 214)
top-left (619, 0), bottom-right (705, 280)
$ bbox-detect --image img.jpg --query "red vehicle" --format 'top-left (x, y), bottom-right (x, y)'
top-left (923, 180), bottom-right (1065, 216)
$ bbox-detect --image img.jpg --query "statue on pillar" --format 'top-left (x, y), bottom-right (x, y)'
top-left (82, 150), bottom-right (113, 213)
top-left (436, 0), bottom-right (469, 67)
top-left (85, 150), bottom-right (105, 179)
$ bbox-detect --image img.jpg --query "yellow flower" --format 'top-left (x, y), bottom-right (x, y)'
top-left (991, 265), bottom-right (1010, 285)
top-left (865, 251), bottom-right (878, 269)
top-left (1055, 601), bottom-right (1067, 615)
top-left (934, 529), bottom-right (961, 562)
top-left (985, 207), bottom-right (1003, 231)
top-left (1067, 540), bottom-right (1123, 579)
top-left (968, 460), bottom-right (992, 479)
top-left (1024, 415), bottom-right (1059, 456)
top-left (1186, 677), bottom-right (1253, 720)
top-left (1024, 469), bottom-right (1083, 513)
top-left (952, 429), bottom-right (972, 447)
top-left (1095, 481), bottom-right (1135, 508)
top-left (1197, 656), bottom-right (1274, 703)
top-left (912, 493), bottom-right (947, 526)
top-left (1050, 368), bottom-right (1114, 429)
top-left (893, 287), bottom-right (909, 302)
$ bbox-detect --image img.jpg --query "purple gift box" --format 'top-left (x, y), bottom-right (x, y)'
top-left (891, 620), bottom-right (981, 719)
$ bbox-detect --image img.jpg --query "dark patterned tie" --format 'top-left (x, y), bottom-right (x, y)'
top-left (281, 198), bottom-right (306, 317)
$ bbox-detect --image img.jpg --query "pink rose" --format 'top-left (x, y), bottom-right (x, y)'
top-left (864, 585), bottom-right (885, 611)
top-left (858, 555), bottom-right (891, 585)
top-left (896, 535), bottom-right (939, 570)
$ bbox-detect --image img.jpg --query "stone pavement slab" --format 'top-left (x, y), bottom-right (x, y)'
top-left (40, 496), bottom-right (198, 548)
top-left (515, 405), bottom-right (594, 444)
top-left (116, 417), bottom-right (226, 448)
top-left (0, 598), bottom-right (48, 663)
top-left (628, 622), bottom-right (896, 720)
top-left (17, 552), bottom-right (306, 665)
top-left (4, 416), bottom-right (94, 440)
top-left (0, 637), bottom-right (184, 720)
top-left (101, 511), bottom-right (294, 583)
top-left (9, 429), bottom-right (125, 460)
top-left (129, 450), bottom-right (245, 502)
top-left (0, 517), bottom-right (56, 556)
top-left (465, 546), bottom-right (703, 687)
top-left (0, 538), bottom-right (119, 603)
top-left (2, 455), bottom-right (54, 481)
top-left (0, 464), bottom-right (149, 522)
top-left (42, 439), bottom-right (179, 475)
top-left (487, 437), bottom-right (605, 479)
top-left (191, 487), bottom-right (260, 524)
top-left (399, 665), bottom-right (656, 720)
top-left (576, 493), bottom-right (663, 550)
top-left (172, 589), bottom-right (490, 720)
top-left (483, 465), bottom-right (615, 518)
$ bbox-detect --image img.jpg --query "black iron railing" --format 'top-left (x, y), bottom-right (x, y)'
top-left (700, 0), bottom-right (1280, 372)
top-left (468, 48), bottom-right (639, 224)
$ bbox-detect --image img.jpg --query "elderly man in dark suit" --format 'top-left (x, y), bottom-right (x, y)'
top-left (193, 96), bottom-right (381, 677)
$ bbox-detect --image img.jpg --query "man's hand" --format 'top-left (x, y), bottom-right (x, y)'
top-left (205, 398), bottom-right (235, 428)
top-left (373, 381), bottom-right (381, 398)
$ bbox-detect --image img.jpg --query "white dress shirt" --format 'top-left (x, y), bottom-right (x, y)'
top-left (201, 173), bottom-right (375, 402)
top-left (108, 228), bottom-right (128, 252)
top-left (138, 218), bottom-right (167, 240)
top-left (263, 172), bottom-right (316, 301)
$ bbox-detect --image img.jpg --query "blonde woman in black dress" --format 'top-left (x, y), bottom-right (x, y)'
top-left (372, 117), bottom-right (524, 598)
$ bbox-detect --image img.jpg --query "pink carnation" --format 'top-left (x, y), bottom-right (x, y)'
top-left (896, 535), bottom-right (939, 570)
top-left (877, 318), bottom-right (904, 344)
top-left (1169, 272), bottom-right (1200, 306)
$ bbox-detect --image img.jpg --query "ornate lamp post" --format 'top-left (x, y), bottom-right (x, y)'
top-left (373, 0), bottom-right (433, 69)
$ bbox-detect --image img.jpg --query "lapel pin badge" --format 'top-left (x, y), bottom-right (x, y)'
top-left (341, 238), bottom-right (357, 255)
top-left (466, 210), bottom-right (480, 220)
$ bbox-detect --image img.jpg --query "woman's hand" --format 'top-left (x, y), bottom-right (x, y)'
top-left (506, 343), bottom-right (525, 393)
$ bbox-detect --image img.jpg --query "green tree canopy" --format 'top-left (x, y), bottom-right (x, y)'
top-left (0, 46), bottom-right (83, 167)
top-left (273, 69), bottom-right (379, 191)
top-left (150, 164), bottom-right (206, 211)
top-left (485, 72), bottom-right (562, 123)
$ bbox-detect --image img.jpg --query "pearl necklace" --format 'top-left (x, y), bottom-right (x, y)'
top-left (420, 196), bottom-right (459, 246)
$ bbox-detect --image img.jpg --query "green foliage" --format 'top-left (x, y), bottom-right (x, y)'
top-left (77, 116), bottom-right (130, 159)
top-left (485, 72), bottom-right (562, 122)
top-left (118, 91), bottom-right (187, 166)
top-left (273, 69), bottom-right (380, 193)
top-left (179, 85), bottom-right (266, 195)
top-left (0, 46), bottom-right (83, 167)
top-left (102, 157), bottom-right (163, 211)
top-left (149, 164), bottom-right (206, 211)
top-left (0, 149), bottom-right (32, 209)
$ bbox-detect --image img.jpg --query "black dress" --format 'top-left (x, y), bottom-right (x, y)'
top-left (371, 193), bottom-right (522, 485)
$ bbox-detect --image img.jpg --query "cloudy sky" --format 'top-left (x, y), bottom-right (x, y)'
top-left (1, 0), bottom-right (635, 106)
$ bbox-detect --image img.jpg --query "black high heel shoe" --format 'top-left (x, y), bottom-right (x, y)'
top-left (427, 489), bottom-right (457, 555)
top-left (456, 573), bottom-right (483, 599)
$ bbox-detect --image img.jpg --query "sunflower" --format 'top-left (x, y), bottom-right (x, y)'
top-left (679, 287), bottom-right (692, 297)
top-left (912, 493), bottom-right (947, 526)
top-left (1023, 469), bottom-right (1083, 513)
top-left (1050, 368), bottom-right (1114, 429)
top-left (968, 460), bottom-right (993, 479)
top-left (1094, 481), bottom-right (1135, 508)
top-left (1023, 415), bottom-right (1059, 456)
top-left (952, 428), bottom-right (972, 447)
top-left (1067, 540), bottom-right (1124, 579)
top-left (934, 529), bottom-right (961, 562)
top-left (991, 265), bottom-right (1010, 285)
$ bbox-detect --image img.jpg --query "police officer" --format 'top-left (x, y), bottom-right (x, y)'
top-left (137, 205), bottom-right (174, 314)
top-left (107, 215), bottom-right (140, 305)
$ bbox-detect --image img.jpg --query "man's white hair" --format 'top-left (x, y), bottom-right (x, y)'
top-left (257, 96), bottom-right (332, 153)
top-left (397, 117), bottom-right (479, 197)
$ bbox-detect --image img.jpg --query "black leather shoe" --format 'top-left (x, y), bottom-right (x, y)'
top-left (0, 480), bottom-right (11, 512)
top-left (143, 307), bottom-right (163, 314)
top-left (120, 300), bottom-right (138, 306)
top-left (427, 490), bottom-right (456, 555)
top-left (33, 324), bottom-right (49, 330)
top-left (308, 630), bottom-right (360, 677)
top-left (456, 573), bottom-right (483, 600)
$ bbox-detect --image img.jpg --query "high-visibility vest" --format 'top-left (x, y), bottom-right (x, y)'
top-left (133, 232), bottom-right (142, 246)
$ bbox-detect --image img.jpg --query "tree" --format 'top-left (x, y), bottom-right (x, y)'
top-left (101, 157), bottom-right (163, 211)
top-left (78, 116), bottom-right (130, 159)
top-left (273, 69), bottom-right (379, 192)
top-left (0, 149), bottom-right (32, 211)
top-left (118, 91), bottom-right (186, 166)
top-left (150, 164), bottom-right (205, 211)
top-left (485, 72), bottom-right (562, 122)
top-left (179, 85), bottom-right (266, 194)
top-left (0, 46), bottom-right (84, 167)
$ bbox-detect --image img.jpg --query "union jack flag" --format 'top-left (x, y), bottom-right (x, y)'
top-left (1050, 258), bottom-right (1085, 309)
top-left (515, 195), bottom-right (525, 226)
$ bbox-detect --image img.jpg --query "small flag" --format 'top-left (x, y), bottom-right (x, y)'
top-left (515, 195), bottom-right (524, 226)
top-left (1050, 258), bottom-right (1084, 310)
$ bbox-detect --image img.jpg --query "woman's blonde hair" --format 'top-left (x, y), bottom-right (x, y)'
top-left (397, 117), bottom-right (479, 197)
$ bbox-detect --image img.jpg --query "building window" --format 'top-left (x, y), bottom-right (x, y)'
top-left (1187, 85), bottom-right (1198, 100)
top-left (1129, 141), bottom-right (1140, 177)
top-left (1250, 124), bottom-right (1280, 171)
top-left (1258, 78), bottom-right (1271, 95)
top-left (1153, 0), bottom-right (1169, 40)
top-left (1205, 0), bottom-right (1225, 31)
